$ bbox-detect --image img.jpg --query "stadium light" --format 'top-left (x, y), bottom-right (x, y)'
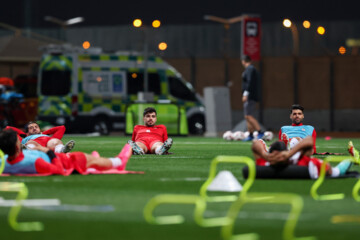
top-left (282, 18), bottom-right (299, 56)
top-left (132, 19), bottom-right (162, 93)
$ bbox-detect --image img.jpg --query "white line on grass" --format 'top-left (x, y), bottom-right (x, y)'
top-left (204, 210), bottom-right (314, 221)
top-left (0, 198), bottom-right (61, 207)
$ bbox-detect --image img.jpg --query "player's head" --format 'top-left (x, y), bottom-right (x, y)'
top-left (143, 107), bottom-right (157, 127)
top-left (0, 129), bottom-right (20, 157)
top-left (24, 121), bottom-right (41, 135)
top-left (290, 104), bottom-right (304, 125)
top-left (269, 141), bottom-right (287, 153)
top-left (241, 55), bottom-right (252, 67)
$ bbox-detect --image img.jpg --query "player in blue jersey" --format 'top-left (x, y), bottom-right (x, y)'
top-left (0, 129), bottom-right (132, 175)
top-left (278, 104), bottom-right (317, 154)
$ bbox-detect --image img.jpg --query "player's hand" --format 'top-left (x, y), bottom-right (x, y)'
top-left (26, 141), bottom-right (49, 152)
top-left (267, 151), bottom-right (288, 164)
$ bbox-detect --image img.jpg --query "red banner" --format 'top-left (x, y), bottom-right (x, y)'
top-left (241, 17), bottom-right (261, 61)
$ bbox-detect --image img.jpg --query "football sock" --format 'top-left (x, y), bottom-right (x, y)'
top-left (330, 167), bottom-right (340, 177)
top-left (155, 146), bottom-right (162, 155)
top-left (109, 157), bottom-right (122, 168)
top-left (55, 144), bottom-right (65, 153)
top-left (333, 159), bottom-right (352, 176)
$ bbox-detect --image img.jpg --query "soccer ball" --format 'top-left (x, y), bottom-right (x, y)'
top-left (223, 131), bottom-right (233, 140)
top-left (243, 131), bottom-right (250, 139)
top-left (253, 131), bottom-right (259, 139)
top-left (263, 131), bottom-right (274, 141)
top-left (232, 131), bottom-right (245, 141)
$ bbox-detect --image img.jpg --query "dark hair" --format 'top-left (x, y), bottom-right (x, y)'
top-left (290, 104), bottom-right (304, 113)
top-left (241, 55), bottom-right (252, 62)
top-left (143, 107), bottom-right (157, 117)
top-left (269, 141), bottom-right (287, 153)
top-left (24, 121), bottom-right (39, 133)
top-left (0, 129), bottom-right (18, 156)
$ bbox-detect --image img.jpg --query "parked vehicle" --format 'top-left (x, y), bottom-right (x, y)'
top-left (37, 44), bottom-right (205, 135)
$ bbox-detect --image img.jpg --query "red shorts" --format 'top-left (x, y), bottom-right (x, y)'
top-left (33, 136), bottom-right (51, 147)
top-left (136, 137), bottom-right (163, 151)
top-left (256, 155), bottom-right (329, 176)
top-left (56, 152), bottom-right (87, 174)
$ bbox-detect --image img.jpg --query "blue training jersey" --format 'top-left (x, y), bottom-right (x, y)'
top-left (1, 150), bottom-right (51, 174)
top-left (280, 125), bottom-right (315, 139)
top-left (21, 134), bottom-right (49, 144)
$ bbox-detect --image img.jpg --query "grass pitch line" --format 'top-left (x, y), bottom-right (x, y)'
top-left (0, 198), bottom-right (60, 207)
top-left (159, 177), bottom-right (206, 182)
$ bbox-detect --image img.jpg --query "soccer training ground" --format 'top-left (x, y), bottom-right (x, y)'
top-left (1, 136), bottom-right (360, 240)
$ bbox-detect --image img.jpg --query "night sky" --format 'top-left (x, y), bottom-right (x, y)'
top-left (0, 0), bottom-right (358, 29)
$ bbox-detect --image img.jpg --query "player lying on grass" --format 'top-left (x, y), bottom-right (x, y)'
top-left (128, 107), bottom-right (173, 155)
top-left (6, 121), bottom-right (75, 153)
top-left (252, 136), bottom-right (359, 179)
top-left (279, 104), bottom-right (317, 154)
top-left (0, 129), bottom-right (132, 175)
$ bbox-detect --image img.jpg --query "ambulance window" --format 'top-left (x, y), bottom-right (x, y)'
top-left (168, 77), bottom-right (197, 101)
top-left (127, 72), bottom-right (160, 95)
top-left (41, 70), bottom-right (71, 96)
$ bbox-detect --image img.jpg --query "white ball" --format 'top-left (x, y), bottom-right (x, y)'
top-left (231, 131), bottom-right (245, 141)
top-left (253, 131), bottom-right (259, 139)
top-left (263, 131), bottom-right (274, 141)
top-left (243, 131), bottom-right (250, 139)
top-left (223, 131), bottom-right (233, 140)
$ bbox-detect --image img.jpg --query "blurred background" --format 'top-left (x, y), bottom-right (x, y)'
top-left (1, 0), bottom-right (360, 134)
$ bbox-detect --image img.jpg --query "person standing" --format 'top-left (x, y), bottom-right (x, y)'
top-left (241, 55), bottom-right (264, 141)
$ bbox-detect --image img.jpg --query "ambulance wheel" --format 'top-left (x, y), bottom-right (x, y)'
top-left (188, 114), bottom-right (205, 135)
top-left (93, 119), bottom-right (110, 135)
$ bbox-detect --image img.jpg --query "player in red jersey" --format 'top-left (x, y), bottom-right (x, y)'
top-left (0, 129), bottom-right (132, 175)
top-left (252, 136), bottom-right (356, 179)
top-left (128, 107), bottom-right (173, 155)
top-left (6, 121), bottom-right (75, 153)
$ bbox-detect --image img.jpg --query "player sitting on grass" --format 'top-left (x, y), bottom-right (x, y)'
top-left (128, 107), bottom-right (173, 155)
top-left (279, 104), bottom-right (317, 154)
top-left (6, 121), bottom-right (75, 153)
top-left (252, 136), bottom-right (359, 179)
top-left (0, 129), bottom-right (132, 175)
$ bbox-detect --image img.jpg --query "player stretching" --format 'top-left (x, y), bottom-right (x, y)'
top-left (6, 121), bottom-right (75, 153)
top-left (253, 136), bottom-right (359, 179)
top-left (0, 129), bottom-right (131, 175)
top-left (128, 107), bottom-right (173, 155)
top-left (278, 104), bottom-right (317, 154)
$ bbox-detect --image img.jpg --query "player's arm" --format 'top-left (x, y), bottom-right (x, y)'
top-left (5, 126), bottom-right (26, 136)
top-left (131, 126), bottom-right (138, 141)
top-left (42, 126), bottom-right (66, 139)
top-left (30, 141), bottom-right (65, 174)
top-left (278, 129), bottom-right (282, 140)
top-left (312, 129), bottom-right (317, 154)
top-left (162, 125), bottom-right (168, 141)
top-left (283, 136), bottom-right (313, 159)
top-left (34, 154), bottom-right (64, 175)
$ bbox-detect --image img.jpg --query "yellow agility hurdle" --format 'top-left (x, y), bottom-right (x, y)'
top-left (310, 155), bottom-right (358, 201)
top-left (143, 156), bottom-right (255, 227)
top-left (222, 192), bottom-right (317, 240)
top-left (0, 150), bottom-right (44, 231)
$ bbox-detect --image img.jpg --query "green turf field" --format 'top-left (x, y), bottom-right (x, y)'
top-left (1, 136), bottom-right (360, 240)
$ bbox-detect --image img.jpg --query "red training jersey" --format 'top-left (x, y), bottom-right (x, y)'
top-left (132, 125), bottom-right (168, 143)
